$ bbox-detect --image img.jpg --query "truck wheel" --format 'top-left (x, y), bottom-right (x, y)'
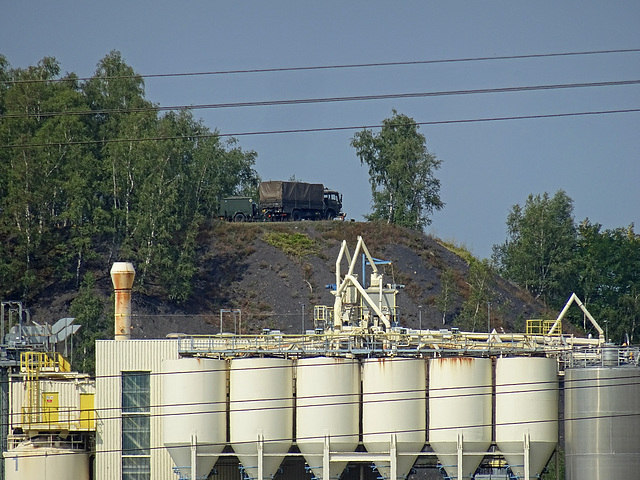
top-left (292, 210), bottom-right (302, 221)
top-left (325, 210), bottom-right (336, 220)
top-left (233, 213), bottom-right (246, 222)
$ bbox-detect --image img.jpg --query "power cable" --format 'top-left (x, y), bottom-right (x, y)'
top-left (5, 48), bottom-right (640, 85)
top-left (6, 410), bottom-right (640, 460)
top-left (7, 358), bottom-right (640, 421)
top-left (2, 79), bottom-right (639, 120)
top-left (2, 107), bottom-right (639, 150)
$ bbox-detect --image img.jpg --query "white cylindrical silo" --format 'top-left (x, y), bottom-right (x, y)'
top-left (496, 357), bottom-right (558, 479)
top-left (428, 357), bottom-right (492, 479)
top-left (162, 357), bottom-right (227, 480)
top-left (230, 357), bottom-right (293, 480)
top-left (296, 357), bottom-right (360, 480)
top-left (4, 443), bottom-right (90, 480)
top-left (565, 366), bottom-right (640, 479)
top-left (363, 357), bottom-right (426, 480)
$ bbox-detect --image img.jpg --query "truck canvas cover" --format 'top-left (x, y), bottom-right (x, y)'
top-left (260, 181), bottom-right (324, 210)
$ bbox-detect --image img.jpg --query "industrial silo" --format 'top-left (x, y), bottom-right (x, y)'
top-left (362, 357), bottom-right (426, 480)
top-left (495, 357), bottom-right (558, 479)
top-left (565, 365), bottom-right (640, 479)
top-left (296, 357), bottom-right (360, 480)
top-left (230, 357), bottom-right (293, 480)
top-left (162, 357), bottom-right (227, 480)
top-left (4, 441), bottom-right (90, 480)
top-left (428, 357), bottom-right (492, 479)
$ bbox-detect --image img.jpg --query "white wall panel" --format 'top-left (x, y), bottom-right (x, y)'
top-left (95, 340), bottom-right (178, 480)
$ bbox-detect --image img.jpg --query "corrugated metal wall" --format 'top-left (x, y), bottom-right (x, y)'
top-left (9, 376), bottom-right (94, 431)
top-left (95, 340), bottom-right (178, 480)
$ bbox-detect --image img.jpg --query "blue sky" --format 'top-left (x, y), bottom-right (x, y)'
top-left (2, 1), bottom-right (639, 258)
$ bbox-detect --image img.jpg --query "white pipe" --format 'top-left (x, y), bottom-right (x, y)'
top-left (548, 293), bottom-right (604, 340)
top-left (345, 275), bottom-right (391, 329)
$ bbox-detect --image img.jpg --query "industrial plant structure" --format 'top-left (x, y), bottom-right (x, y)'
top-left (2, 237), bottom-right (640, 480)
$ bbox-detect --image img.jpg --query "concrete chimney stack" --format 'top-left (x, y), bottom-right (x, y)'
top-left (111, 262), bottom-right (136, 341)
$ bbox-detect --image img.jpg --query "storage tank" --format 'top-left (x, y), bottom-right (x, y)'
top-left (428, 357), bottom-right (492, 479)
top-left (296, 357), bottom-right (360, 480)
top-left (230, 357), bottom-right (293, 480)
top-left (495, 357), bottom-right (558, 479)
top-left (162, 358), bottom-right (227, 480)
top-left (565, 366), bottom-right (640, 479)
top-left (362, 357), bottom-right (426, 480)
top-left (4, 442), bottom-right (90, 480)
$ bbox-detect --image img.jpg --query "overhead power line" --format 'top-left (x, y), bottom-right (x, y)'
top-left (7, 410), bottom-right (640, 460)
top-left (2, 108), bottom-right (639, 150)
top-left (2, 79), bottom-right (639, 120)
top-left (5, 48), bottom-right (640, 85)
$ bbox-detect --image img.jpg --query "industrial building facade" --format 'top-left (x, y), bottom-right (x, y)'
top-left (95, 339), bottom-right (178, 480)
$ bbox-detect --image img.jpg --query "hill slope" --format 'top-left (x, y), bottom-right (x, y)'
top-left (27, 221), bottom-right (548, 340)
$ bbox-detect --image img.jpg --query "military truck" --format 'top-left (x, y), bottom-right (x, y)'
top-left (217, 196), bottom-right (258, 222)
top-left (259, 181), bottom-right (344, 221)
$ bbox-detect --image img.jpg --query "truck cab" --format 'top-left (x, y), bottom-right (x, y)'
top-left (323, 189), bottom-right (344, 220)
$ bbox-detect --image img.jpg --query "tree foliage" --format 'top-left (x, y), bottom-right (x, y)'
top-left (494, 191), bottom-right (640, 343)
top-left (351, 110), bottom-right (444, 229)
top-left (0, 52), bottom-right (259, 305)
top-left (457, 258), bottom-right (495, 332)
top-left (492, 190), bottom-right (577, 304)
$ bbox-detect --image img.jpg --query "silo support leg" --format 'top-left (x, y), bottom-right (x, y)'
top-left (257, 431), bottom-right (264, 480)
top-left (390, 433), bottom-right (397, 480)
top-left (323, 435), bottom-right (330, 480)
top-left (523, 432), bottom-right (530, 480)
top-left (191, 433), bottom-right (197, 480)
top-left (457, 433), bottom-right (463, 480)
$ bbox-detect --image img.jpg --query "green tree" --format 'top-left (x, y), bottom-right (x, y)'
top-left (576, 221), bottom-right (640, 342)
top-left (351, 110), bottom-right (443, 229)
top-left (0, 57), bottom-right (98, 295)
top-left (434, 267), bottom-right (457, 325)
top-left (0, 52), bottom-right (260, 306)
top-left (69, 272), bottom-right (107, 374)
top-left (457, 258), bottom-right (495, 332)
top-left (493, 190), bottom-right (577, 306)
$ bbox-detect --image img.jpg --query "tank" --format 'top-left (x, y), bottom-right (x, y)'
top-left (428, 357), bottom-right (492, 479)
top-left (362, 357), bottom-right (426, 480)
top-left (495, 357), bottom-right (558, 479)
top-left (162, 358), bottom-right (227, 479)
top-left (565, 366), bottom-right (640, 479)
top-left (296, 357), bottom-right (360, 480)
top-left (4, 442), bottom-right (90, 480)
top-left (230, 357), bottom-right (293, 480)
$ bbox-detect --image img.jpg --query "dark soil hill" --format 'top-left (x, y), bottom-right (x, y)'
top-left (25, 221), bottom-right (550, 340)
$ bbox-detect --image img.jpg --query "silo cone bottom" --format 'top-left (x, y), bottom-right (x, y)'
top-left (430, 450), bottom-right (484, 479)
top-left (300, 454), bottom-right (348, 480)
top-left (234, 452), bottom-right (286, 480)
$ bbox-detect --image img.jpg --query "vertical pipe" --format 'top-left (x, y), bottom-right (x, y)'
top-left (110, 262), bottom-right (135, 341)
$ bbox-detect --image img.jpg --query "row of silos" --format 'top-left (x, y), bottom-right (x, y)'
top-left (162, 356), bottom-right (558, 480)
